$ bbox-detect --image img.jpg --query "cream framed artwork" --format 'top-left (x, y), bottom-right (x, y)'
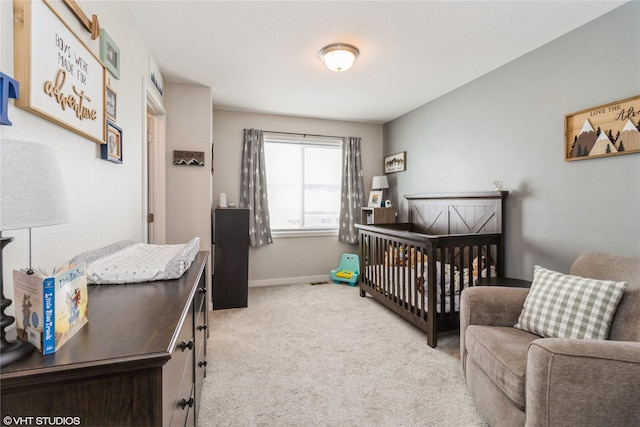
top-left (13, 0), bottom-right (106, 144)
top-left (101, 120), bottom-right (122, 163)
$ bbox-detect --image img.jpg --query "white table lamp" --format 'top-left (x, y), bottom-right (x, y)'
top-left (1, 139), bottom-right (72, 367)
top-left (371, 175), bottom-right (389, 191)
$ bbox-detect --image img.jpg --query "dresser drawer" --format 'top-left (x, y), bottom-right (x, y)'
top-left (169, 365), bottom-right (195, 427)
top-left (163, 304), bottom-right (195, 426)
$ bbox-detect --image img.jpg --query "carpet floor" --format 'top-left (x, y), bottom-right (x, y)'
top-left (198, 283), bottom-right (486, 426)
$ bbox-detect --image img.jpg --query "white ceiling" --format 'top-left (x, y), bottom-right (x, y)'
top-left (126, 1), bottom-right (627, 124)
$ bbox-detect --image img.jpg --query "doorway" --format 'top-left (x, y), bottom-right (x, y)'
top-left (144, 81), bottom-right (166, 244)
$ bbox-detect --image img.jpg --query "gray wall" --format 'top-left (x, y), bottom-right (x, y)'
top-left (384, 2), bottom-right (640, 279)
top-left (212, 109), bottom-right (383, 286)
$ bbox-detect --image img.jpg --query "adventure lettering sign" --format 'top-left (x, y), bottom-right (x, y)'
top-left (14, 0), bottom-right (106, 144)
top-left (565, 95), bottom-right (640, 161)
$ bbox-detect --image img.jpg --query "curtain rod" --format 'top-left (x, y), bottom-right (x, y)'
top-left (262, 130), bottom-right (344, 139)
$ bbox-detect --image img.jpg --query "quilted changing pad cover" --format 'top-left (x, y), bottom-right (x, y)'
top-left (71, 237), bottom-right (200, 284)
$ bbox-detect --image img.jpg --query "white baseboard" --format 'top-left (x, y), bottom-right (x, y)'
top-left (249, 274), bottom-right (332, 288)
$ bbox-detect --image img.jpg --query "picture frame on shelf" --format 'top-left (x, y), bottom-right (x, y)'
top-left (368, 190), bottom-right (383, 207)
top-left (384, 151), bottom-right (406, 173)
top-left (102, 120), bottom-right (123, 163)
top-left (106, 85), bottom-right (116, 121)
top-left (100, 28), bottom-right (120, 79)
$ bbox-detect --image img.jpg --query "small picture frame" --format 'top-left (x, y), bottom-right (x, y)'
top-left (102, 120), bottom-right (123, 163)
top-left (106, 85), bottom-right (117, 121)
top-left (100, 29), bottom-right (120, 79)
top-left (149, 57), bottom-right (163, 96)
top-left (384, 151), bottom-right (406, 173)
top-left (368, 190), bottom-right (383, 207)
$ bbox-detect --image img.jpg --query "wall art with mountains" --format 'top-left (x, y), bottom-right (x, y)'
top-left (565, 95), bottom-right (640, 161)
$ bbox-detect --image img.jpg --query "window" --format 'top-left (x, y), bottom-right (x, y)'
top-left (264, 134), bottom-right (342, 235)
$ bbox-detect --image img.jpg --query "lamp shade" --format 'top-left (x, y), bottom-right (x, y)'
top-left (1, 139), bottom-right (72, 231)
top-left (319, 43), bottom-right (359, 72)
top-left (371, 175), bottom-right (389, 190)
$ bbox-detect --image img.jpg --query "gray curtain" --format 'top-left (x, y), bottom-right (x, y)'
top-left (339, 136), bottom-right (364, 244)
top-left (240, 128), bottom-right (273, 247)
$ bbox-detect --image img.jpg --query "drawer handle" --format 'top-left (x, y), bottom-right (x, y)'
top-left (198, 360), bottom-right (208, 368)
top-left (180, 397), bottom-right (194, 409)
top-left (179, 339), bottom-right (194, 351)
top-left (198, 287), bottom-right (207, 294)
top-left (197, 324), bottom-right (208, 331)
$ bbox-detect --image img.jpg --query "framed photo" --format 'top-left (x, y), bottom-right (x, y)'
top-left (384, 151), bottom-right (406, 173)
top-left (100, 29), bottom-right (120, 79)
top-left (102, 120), bottom-right (123, 163)
top-left (565, 95), bottom-right (640, 161)
top-left (149, 57), bottom-right (163, 96)
top-left (368, 190), bottom-right (383, 207)
top-left (13, 0), bottom-right (106, 144)
top-left (106, 85), bottom-right (117, 121)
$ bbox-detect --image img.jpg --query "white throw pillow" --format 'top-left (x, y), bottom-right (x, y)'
top-left (514, 265), bottom-right (627, 340)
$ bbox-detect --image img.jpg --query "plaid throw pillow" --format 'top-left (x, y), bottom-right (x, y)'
top-left (514, 265), bottom-right (627, 340)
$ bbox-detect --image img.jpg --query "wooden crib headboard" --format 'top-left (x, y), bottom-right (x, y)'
top-left (405, 191), bottom-right (508, 235)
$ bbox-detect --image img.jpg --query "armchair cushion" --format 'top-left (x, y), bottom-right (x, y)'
top-left (465, 325), bottom-right (540, 410)
top-left (514, 265), bottom-right (627, 340)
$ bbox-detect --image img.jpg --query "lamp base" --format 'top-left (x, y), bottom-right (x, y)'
top-left (0, 335), bottom-right (34, 368)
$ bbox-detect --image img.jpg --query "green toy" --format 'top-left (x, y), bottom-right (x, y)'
top-left (330, 254), bottom-right (360, 285)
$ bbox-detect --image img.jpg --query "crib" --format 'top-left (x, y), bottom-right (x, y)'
top-left (355, 192), bottom-right (508, 347)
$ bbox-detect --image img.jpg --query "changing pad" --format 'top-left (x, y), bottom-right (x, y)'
top-left (70, 237), bottom-right (200, 284)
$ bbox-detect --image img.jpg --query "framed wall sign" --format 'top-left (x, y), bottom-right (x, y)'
top-left (13, 0), bottom-right (106, 144)
top-left (565, 95), bottom-right (640, 161)
top-left (384, 151), bottom-right (406, 173)
top-left (173, 150), bottom-right (205, 166)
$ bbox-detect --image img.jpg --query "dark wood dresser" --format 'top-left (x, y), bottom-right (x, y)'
top-left (0, 251), bottom-right (209, 427)
top-left (213, 208), bottom-right (249, 309)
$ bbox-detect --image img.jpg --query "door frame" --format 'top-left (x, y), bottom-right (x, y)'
top-left (142, 79), bottom-right (167, 244)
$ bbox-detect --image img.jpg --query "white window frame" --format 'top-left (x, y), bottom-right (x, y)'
top-left (263, 133), bottom-right (342, 238)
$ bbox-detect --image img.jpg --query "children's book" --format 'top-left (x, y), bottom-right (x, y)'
top-left (13, 264), bottom-right (88, 354)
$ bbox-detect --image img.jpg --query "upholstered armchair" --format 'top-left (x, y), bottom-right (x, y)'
top-left (460, 252), bottom-right (640, 427)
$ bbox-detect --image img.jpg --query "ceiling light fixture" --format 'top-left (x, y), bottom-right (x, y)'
top-left (318, 43), bottom-right (359, 73)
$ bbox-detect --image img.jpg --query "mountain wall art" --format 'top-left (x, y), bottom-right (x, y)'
top-left (565, 95), bottom-right (640, 161)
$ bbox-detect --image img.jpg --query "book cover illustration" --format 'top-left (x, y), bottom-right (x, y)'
top-left (13, 264), bottom-right (88, 354)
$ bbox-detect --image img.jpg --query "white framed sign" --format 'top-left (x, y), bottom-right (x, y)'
top-left (13, 0), bottom-right (106, 144)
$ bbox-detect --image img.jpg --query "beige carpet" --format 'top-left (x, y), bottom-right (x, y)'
top-left (198, 283), bottom-right (486, 426)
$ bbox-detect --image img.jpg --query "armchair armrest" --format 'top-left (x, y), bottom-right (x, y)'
top-left (460, 286), bottom-right (529, 367)
top-left (526, 339), bottom-right (640, 427)
top-left (460, 286), bottom-right (529, 328)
